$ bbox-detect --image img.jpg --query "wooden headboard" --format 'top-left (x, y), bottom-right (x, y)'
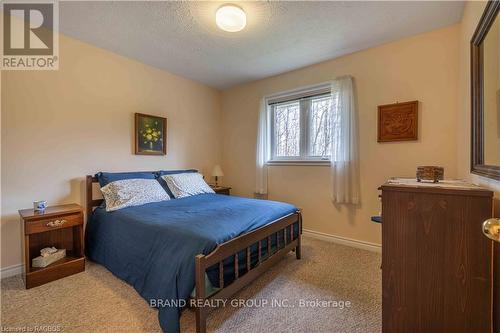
top-left (86, 175), bottom-right (104, 218)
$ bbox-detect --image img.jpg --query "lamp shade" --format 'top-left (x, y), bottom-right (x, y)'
top-left (212, 165), bottom-right (224, 177)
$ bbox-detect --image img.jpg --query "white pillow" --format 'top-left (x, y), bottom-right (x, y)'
top-left (161, 173), bottom-right (214, 199)
top-left (101, 179), bottom-right (170, 212)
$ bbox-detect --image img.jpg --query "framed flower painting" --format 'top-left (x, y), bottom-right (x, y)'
top-left (135, 113), bottom-right (167, 155)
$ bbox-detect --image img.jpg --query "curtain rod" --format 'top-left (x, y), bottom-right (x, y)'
top-left (264, 81), bottom-right (333, 102)
top-left (262, 75), bottom-right (352, 102)
top-left (267, 91), bottom-right (331, 106)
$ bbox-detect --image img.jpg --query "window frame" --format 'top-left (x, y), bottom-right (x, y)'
top-left (268, 89), bottom-right (333, 165)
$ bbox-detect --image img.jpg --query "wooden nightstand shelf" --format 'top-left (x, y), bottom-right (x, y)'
top-left (18, 204), bottom-right (85, 289)
top-left (210, 185), bottom-right (231, 195)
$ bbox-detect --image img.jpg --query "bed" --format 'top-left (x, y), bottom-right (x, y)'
top-left (85, 174), bottom-right (302, 333)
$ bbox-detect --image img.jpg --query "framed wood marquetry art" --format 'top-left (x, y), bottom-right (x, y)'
top-left (377, 100), bottom-right (418, 142)
top-left (134, 113), bottom-right (167, 155)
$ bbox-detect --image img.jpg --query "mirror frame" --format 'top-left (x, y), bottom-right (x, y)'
top-left (471, 1), bottom-right (500, 181)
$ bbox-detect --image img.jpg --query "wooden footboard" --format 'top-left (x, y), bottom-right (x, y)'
top-left (194, 211), bottom-right (302, 333)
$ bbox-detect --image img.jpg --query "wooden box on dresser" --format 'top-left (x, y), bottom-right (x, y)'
top-left (381, 181), bottom-right (497, 333)
top-left (19, 204), bottom-right (85, 289)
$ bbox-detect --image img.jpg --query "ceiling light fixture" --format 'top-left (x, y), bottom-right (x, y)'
top-left (216, 5), bottom-right (246, 32)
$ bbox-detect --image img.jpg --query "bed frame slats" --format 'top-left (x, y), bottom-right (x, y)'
top-left (234, 253), bottom-right (239, 279)
top-left (246, 247), bottom-right (251, 272)
top-left (218, 261), bottom-right (224, 288)
top-left (258, 241), bottom-right (262, 264)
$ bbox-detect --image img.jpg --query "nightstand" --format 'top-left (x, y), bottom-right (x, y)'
top-left (18, 204), bottom-right (85, 289)
top-left (210, 185), bottom-right (231, 195)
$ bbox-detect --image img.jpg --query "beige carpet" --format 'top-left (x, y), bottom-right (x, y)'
top-left (1, 237), bottom-right (381, 332)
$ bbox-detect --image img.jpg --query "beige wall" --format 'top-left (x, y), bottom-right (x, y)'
top-left (457, 1), bottom-right (500, 209)
top-left (221, 26), bottom-right (460, 246)
top-left (1, 34), bottom-right (222, 269)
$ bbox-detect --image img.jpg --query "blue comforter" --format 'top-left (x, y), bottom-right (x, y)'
top-left (85, 193), bottom-right (297, 333)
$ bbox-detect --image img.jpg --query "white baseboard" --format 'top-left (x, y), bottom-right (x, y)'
top-left (303, 229), bottom-right (381, 253)
top-left (1, 263), bottom-right (23, 279)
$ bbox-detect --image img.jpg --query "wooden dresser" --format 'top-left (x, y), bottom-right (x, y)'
top-left (381, 181), bottom-right (496, 333)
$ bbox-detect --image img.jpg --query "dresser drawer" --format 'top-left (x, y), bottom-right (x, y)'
top-left (25, 213), bottom-right (83, 234)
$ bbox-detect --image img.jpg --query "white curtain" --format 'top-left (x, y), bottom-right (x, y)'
top-left (330, 76), bottom-right (360, 204)
top-left (255, 98), bottom-right (270, 195)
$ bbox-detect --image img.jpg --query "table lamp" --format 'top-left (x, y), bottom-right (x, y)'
top-left (212, 165), bottom-right (224, 187)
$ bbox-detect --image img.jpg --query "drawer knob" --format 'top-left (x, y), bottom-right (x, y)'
top-left (46, 219), bottom-right (67, 227)
top-left (482, 218), bottom-right (500, 243)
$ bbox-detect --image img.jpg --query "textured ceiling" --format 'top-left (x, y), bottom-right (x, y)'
top-left (59, 1), bottom-right (464, 90)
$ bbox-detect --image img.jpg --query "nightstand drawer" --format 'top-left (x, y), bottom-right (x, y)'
top-left (25, 213), bottom-right (83, 235)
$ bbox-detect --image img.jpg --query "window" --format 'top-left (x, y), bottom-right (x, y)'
top-left (269, 87), bottom-right (335, 163)
top-left (273, 101), bottom-right (301, 157)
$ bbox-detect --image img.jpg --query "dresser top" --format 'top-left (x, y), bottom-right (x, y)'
top-left (381, 178), bottom-right (493, 197)
top-left (19, 203), bottom-right (82, 220)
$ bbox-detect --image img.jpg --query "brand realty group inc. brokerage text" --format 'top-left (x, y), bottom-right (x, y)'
top-left (150, 298), bottom-right (352, 309)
